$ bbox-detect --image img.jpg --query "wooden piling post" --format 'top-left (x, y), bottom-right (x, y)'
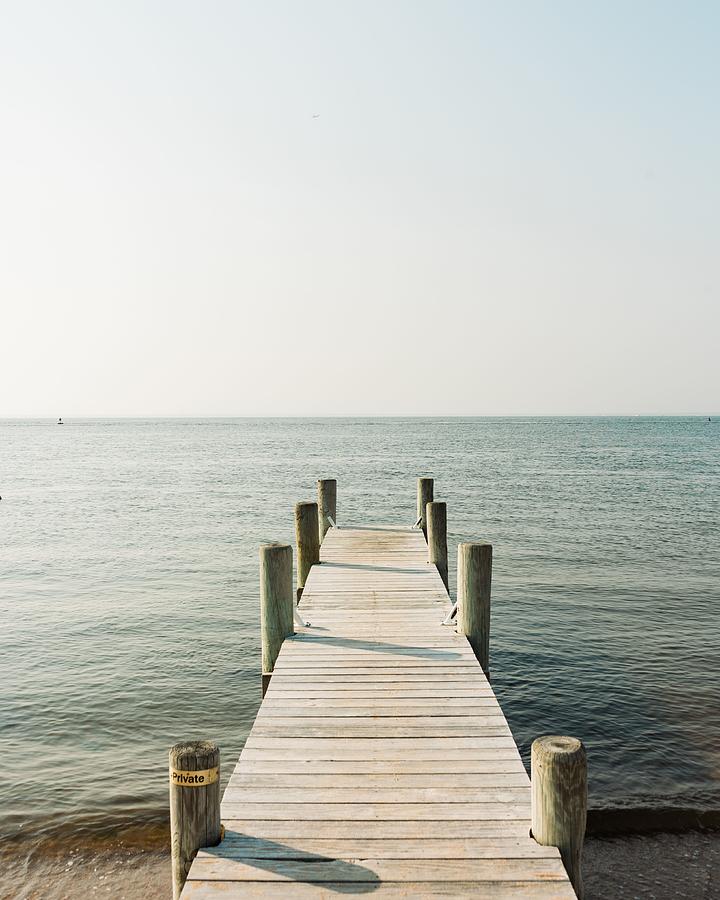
top-left (531, 735), bottom-right (587, 899)
top-left (426, 501), bottom-right (448, 591)
top-left (456, 541), bottom-right (492, 675)
top-left (295, 501), bottom-right (320, 601)
top-left (169, 739), bottom-right (221, 900)
top-left (416, 477), bottom-right (434, 537)
top-left (317, 478), bottom-right (337, 542)
top-left (260, 542), bottom-right (294, 696)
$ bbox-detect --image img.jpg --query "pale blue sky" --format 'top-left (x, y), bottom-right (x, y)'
top-left (1, 1), bottom-right (718, 415)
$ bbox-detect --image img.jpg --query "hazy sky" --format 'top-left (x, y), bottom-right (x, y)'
top-left (1, 1), bottom-right (718, 415)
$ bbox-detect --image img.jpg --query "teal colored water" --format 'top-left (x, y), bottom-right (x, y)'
top-left (1, 417), bottom-right (719, 857)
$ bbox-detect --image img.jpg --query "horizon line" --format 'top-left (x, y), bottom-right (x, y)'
top-left (1, 413), bottom-right (717, 420)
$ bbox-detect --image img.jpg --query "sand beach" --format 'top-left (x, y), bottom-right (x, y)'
top-left (4, 830), bottom-right (718, 899)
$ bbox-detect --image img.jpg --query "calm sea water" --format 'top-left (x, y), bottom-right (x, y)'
top-left (2, 418), bottom-right (719, 865)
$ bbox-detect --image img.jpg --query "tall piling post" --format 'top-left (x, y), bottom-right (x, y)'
top-left (427, 501), bottom-right (448, 592)
top-left (317, 478), bottom-right (337, 543)
top-left (456, 541), bottom-right (492, 675)
top-left (416, 477), bottom-right (434, 537)
top-left (169, 739), bottom-right (221, 900)
top-left (531, 736), bottom-right (587, 898)
top-left (260, 542), bottom-right (294, 696)
top-left (295, 501), bottom-right (320, 601)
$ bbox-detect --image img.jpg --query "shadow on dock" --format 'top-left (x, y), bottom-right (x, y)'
top-left (201, 831), bottom-right (380, 893)
top-left (289, 632), bottom-right (465, 661)
top-left (319, 562), bottom-right (434, 575)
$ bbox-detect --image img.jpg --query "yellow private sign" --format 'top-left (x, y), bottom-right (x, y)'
top-left (170, 766), bottom-right (219, 787)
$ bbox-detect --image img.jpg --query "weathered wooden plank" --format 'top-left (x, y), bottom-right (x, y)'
top-left (249, 725), bottom-right (512, 739)
top-left (263, 685), bottom-right (491, 693)
top-left (238, 746), bottom-right (522, 762)
top-left (297, 611), bottom-right (446, 622)
top-left (312, 568), bottom-right (436, 572)
top-left (292, 627), bottom-right (454, 635)
top-left (318, 556), bottom-right (432, 561)
top-left (300, 578), bottom-right (447, 596)
top-left (235, 757), bottom-right (527, 774)
top-left (304, 581), bottom-right (444, 586)
top-left (219, 819), bottom-right (533, 839)
top-left (303, 587), bottom-right (446, 593)
top-left (274, 655), bottom-right (476, 664)
top-left (266, 680), bottom-right (487, 689)
top-left (293, 627), bottom-right (454, 633)
top-left (298, 606), bottom-right (450, 610)
top-left (307, 575), bottom-right (440, 580)
top-left (253, 714), bottom-right (508, 726)
top-left (298, 606), bottom-right (449, 611)
top-left (303, 586), bottom-right (443, 592)
top-left (307, 575), bottom-right (440, 579)
top-left (256, 703), bottom-right (506, 728)
top-left (266, 674), bottom-right (490, 684)
top-left (300, 596), bottom-right (447, 601)
top-left (183, 881), bottom-right (576, 898)
top-left (187, 857), bottom-right (568, 882)
top-left (272, 656), bottom-right (480, 665)
top-left (280, 652), bottom-right (473, 666)
top-left (301, 597), bottom-right (445, 602)
top-left (308, 572), bottom-right (441, 578)
top-left (279, 647), bottom-right (473, 656)
top-left (275, 649), bottom-right (477, 672)
top-left (222, 786), bottom-right (531, 804)
top-left (295, 620), bottom-right (452, 625)
top-left (260, 697), bottom-right (501, 710)
top-left (294, 624), bottom-right (452, 631)
top-left (274, 653), bottom-right (475, 663)
top-left (243, 736), bottom-right (518, 753)
top-left (228, 773), bottom-right (530, 789)
top-left (287, 621), bottom-right (456, 628)
top-left (295, 618), bottom-right (452, 625)
top-left (289, 634), bottom-right (459, 640)
top-left (199, 836), bottom-right (555, 859)
top-left (250, 714), bottom-right (507, 726)
top-left (264, 690), bottom-right (496, 699)
top-left (219, 803), bottom-right (532, 821)
top-left (269, 665), bottom-right (483, 674)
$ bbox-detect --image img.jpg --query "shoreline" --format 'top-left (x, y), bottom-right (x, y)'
top-left (6, 804), bottom-right (720, 853)
top-left (3, 826), bottom-right (718, 900)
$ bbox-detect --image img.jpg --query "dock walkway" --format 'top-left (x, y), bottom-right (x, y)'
top-left (182, 525), bottom-right (576, 898)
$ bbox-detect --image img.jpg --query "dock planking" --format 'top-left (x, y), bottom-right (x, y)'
top-left (181, 525), bottom-right (577, 898)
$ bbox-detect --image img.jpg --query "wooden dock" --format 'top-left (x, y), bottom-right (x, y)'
top-left (179, 522), bottom-right (578, 898)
